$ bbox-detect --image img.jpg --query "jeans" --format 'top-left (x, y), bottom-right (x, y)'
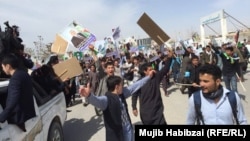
top-left (223, 75), bottom-right (238, 93)
top-left (123, 124), bottom-right (134, 141)
top-left (161, 76), bottom-right (168, 94)
top-left (172, 70), bottom-right (180, 82)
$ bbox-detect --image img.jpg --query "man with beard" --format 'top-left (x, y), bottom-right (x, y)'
top-left (186, 64), bottom-right (247, 125)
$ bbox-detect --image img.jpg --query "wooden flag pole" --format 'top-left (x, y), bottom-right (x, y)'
top-left (234, 30), bottom-right (247, 92)
top-left (175, 83), bottom-right (201, 87)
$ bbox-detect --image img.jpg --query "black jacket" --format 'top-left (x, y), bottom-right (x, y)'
top-left (103, 92), bottom-right (132, 141)
top-left (131, 58), bottom-right (172, 125)
top-left (0, 69), bottom-right (36, 130)
top-left (184, 63), bottom-right (202, 95)
top-left (212, 46), bottom-right (241, 77)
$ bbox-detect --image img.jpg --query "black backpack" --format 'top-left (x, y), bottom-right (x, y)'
top-left (193, 90), bottom-right (239, 125)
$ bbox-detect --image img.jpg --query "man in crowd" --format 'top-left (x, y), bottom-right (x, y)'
top-left (79, 72), bottom-right (155, 141)
top-left (183, 55), bottom-right (202, 97)
top-left (0, 54), bottom-right (36, 131)
top-left (211, 43), bottom-right (242, 93)
top-left (201, 45), bottom-right (217, 65)
top-left (94, 61), bottom-right (115, 116)
top-left (131, 49), bottom-right (173, 125)
top-left (186, 64), bottom-right (247, 125)
top-left (179, 45), bottom-right (196, 93)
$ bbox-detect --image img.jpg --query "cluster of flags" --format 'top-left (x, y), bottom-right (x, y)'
top-left (51, 21), bottom-right (122, 60)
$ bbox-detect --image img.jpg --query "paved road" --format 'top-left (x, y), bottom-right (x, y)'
top-left (63, 70), bottom-right (250, 141)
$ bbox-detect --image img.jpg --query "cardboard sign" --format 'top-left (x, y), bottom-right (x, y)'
top-left (53, 57), bottom-right (83, 81)
top-left (51, 34), bottom-right (68, 54)
top-left (137, 12), bottom-right (170, 45)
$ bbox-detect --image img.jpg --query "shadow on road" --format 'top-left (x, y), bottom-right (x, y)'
top-left (239, 93), bottom-right (248, 103)
top-left (168, 87), bottom-right (181, 95)
top-left (63, 116), bottom-right (104, 141)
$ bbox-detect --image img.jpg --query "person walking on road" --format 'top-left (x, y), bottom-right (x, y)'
top-left (79, 71), bottom-right (155, 141)
top-left (131, 49), bottom-right (173, 125)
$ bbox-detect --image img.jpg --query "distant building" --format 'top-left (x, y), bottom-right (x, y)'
top-left (200, 9), bottom-right (250, 46)
top-left (137, 37), bottom-right (151, 48)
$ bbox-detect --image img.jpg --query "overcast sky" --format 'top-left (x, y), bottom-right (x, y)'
top-left (1, 0), bottom-right (250, 48)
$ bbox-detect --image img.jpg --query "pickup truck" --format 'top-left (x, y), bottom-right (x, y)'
top-left (0, 77), bottom-right (67, 141)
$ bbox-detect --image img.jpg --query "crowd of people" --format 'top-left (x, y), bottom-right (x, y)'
top-left (77, 40), bottom-right (249, 140)
top-left (0, 24), bottom-right (249, 141)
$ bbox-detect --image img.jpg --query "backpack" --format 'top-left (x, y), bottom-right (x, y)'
top-left (193, 90), bottom-right (239, 125)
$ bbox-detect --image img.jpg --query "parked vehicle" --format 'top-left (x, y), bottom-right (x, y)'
top-left (0, 78), bottom-right (67, 141)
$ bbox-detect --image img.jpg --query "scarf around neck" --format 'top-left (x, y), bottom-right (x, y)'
top-left (203, 85), bottom-right (223, 100)
top-left (223, 53), bottom-right (234, 64)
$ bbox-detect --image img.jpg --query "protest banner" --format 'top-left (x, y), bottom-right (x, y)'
top-left (53, 57), bottom-right (83, 81)
top-left (137, 12), bottom-right (170, 45)
top-left (150, 55), bottom-right (160, 62)
top-left (105, 51), bottom-right (119, 58)
top-left (60, 21), bottom-right (96, 52)
top-left (129, 46), bottom-right (139, 53)
top-left (83, 56), bottom-right (93, 61)
top-left (112, 27), bottom-right (121, 40)
top-left (94, 40), bottom-right (106, 56)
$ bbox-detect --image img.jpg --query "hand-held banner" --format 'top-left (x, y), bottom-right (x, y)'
top-left (60, 21), bottom-right (96, 52)
top-left (137, 12), bottom-right (170, 46)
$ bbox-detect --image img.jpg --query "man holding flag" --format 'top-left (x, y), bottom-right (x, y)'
top-left (211, 42), bottom-right (242, 93)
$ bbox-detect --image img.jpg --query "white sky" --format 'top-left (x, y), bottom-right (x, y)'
top-left (1, 0), bottom-right (249, 48)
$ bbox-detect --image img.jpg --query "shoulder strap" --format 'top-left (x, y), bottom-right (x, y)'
top-left (193, 91), bottom-right (205, 125)
top-left (194, 90), bottom-right (239, 125)
top-left (227, 90), bottom-right (239, 125)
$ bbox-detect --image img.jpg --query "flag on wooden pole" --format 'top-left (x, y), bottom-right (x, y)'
top-left (112, 27), bottom-right (121, 40)
top-left (234, 30), bottom-right (240, 43)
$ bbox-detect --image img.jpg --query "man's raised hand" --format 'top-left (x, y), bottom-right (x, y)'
top-left (79, 83), bottom-right (91, 98)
